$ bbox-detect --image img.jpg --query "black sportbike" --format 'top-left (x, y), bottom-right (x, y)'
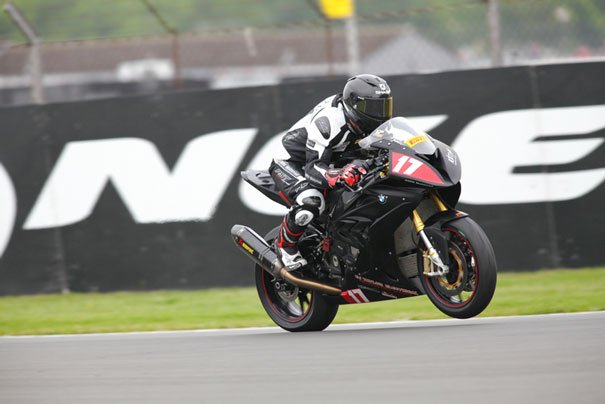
top-left (232, 117), bottom-right (497, 332)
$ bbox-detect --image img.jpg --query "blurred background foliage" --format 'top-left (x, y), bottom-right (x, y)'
top-left (1, 0), bottom-right (604, 51)
top-left (1, 0), bottom-right (603, 105)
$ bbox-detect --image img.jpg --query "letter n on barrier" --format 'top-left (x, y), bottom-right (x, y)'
top-left (24, 129), bottom-right (257, 229)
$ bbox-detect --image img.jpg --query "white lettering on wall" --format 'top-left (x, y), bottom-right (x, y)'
top-left (23, 129), bottom-right (257, 229)
top-left (452, 105), bottom-right (605, 204)
top-left (20, 107), bottom-right (605, 231)
top-left (0, 162), bottom-right (16, 257)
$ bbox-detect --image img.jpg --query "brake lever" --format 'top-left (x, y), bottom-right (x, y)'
top-left (343, 168), bottom-right (382, 193)
top-left (342, 183), bottom-right (362, 193)
top-left (341, 155), bottom-right (388, 193)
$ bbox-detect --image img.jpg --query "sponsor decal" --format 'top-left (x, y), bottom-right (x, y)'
top-left (375, 83), bottom-right (390, 95)
top-left (239, 240), bottom-right (255, 255)
top-left (354, 275), bottom-right (419, 297)
top-left (406, 134), bottom-right (428, 148)
top-left (446, 148), bottom-right (457, 165)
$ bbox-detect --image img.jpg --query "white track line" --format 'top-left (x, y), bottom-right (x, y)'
top-left (1, 311), bottom-right (604, 340)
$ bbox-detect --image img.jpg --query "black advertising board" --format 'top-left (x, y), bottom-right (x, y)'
top-left (0, 62), bottom-right (604, 294)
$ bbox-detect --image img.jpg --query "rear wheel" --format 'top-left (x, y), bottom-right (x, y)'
top-left (419, 217), bottom-right (497, 319)
top-left (255, 227), bottom-right (339, 332)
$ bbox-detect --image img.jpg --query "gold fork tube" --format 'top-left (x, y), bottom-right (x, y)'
top-left (431, 192), bottom-right (448, 212)
top-left (413, 206), bottom-right (449, 275)
top-left (414, 192), bottom-right (448, 231)
top-left (412, 209), bottom-right (425, 232)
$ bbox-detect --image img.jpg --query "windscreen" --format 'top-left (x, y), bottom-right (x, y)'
top-left (358, 117), bottom-right (437, 156)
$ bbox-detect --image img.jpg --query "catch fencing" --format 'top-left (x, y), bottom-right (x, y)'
top-left (0, 61), bottom-right (603, 294)
top-left (1, 0), bottom-right (604, 105)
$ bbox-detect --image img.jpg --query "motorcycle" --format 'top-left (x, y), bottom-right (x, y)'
top-left (232, 117), bottom-right (497, 332)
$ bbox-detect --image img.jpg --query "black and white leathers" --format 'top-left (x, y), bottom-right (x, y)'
top-left (282, 94), bottom-right (358, 189)
top-left (270, 94), bottom-right (358, 268)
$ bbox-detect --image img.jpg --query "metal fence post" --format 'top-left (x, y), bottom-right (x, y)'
top-left (345, 7), bottom-right (360, 76)
top-left (141, 0), bottom-right (182, 89)
top-left (486, 0), bottom-right (503, 67)
top-left (4, 1), bottom-right (45, 104)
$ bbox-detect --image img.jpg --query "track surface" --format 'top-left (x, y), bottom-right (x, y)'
top-left (1, 312), bottom-right (604, 403)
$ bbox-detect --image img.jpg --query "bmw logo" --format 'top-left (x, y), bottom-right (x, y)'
top-left (378, 194), bottom-right (387, 204)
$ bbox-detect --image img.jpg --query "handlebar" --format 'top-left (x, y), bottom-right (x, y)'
top-left (342, 154), bottom-right (388, 193)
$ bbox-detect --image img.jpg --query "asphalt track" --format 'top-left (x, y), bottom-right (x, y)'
top-left (1, 312), bottom-right (604, 403)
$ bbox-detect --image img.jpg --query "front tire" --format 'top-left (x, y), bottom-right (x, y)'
top-left (255, 227), bottom-right (339, 332)
top-left (419, 217), bottom-right (497, 319)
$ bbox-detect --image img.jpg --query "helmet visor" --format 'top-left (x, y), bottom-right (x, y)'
top-left (355, 96), bottom-right (393, 120)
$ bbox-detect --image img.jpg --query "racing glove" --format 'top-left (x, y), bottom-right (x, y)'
top-left (325, 163), bottom-right (367, 188)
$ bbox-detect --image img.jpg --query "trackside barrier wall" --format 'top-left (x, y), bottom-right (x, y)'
top-left (0, 62), bottom-right (603, 294)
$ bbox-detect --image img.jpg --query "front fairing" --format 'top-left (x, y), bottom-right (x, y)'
top-left (359, 117), bottom-right (460, 188)
top-left (432, 139), bottom-right (461, 184)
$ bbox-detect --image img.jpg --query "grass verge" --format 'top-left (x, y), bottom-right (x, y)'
top-left (1, 267), bottom-right (604, 335)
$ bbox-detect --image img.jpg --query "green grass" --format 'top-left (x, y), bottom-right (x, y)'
top-left (1, 267), bottom-right (604, 336)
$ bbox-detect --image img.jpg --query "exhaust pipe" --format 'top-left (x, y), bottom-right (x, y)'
top-left (231, 225), bottom-right (283, 277)
top-left (231, 225), bottom-right (341, 295)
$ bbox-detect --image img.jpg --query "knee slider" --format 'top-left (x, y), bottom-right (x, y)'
top-left (295, 189), bottom-right (325, 214)
top-left (294, 209), bottom-right (315, 226)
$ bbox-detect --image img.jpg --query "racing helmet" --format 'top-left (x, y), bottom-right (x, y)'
top-left (342, 74), bottom-right (393, 136)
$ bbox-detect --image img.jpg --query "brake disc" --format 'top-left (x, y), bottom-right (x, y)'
top-left (435, 245), bottom-right (468, 297)
top-left (274, 281), bottom-right (299, 302)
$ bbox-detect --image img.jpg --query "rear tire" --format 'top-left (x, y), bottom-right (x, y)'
top-left (419, 217), bottom-right (497, 319)
top-left (255, 227), bottom-right (339, 332)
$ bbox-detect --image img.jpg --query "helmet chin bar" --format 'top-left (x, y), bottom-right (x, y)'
top-left (343, 112), bottom-right (363, 136)
top-left (349, 120), bottom-right (363, 136)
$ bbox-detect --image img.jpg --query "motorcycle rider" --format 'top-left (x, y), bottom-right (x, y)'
top-left (270, 74), bottom-right (393, 269)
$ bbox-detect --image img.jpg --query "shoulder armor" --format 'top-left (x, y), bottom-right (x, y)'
top-left (314, 116), bottom-right (331, 139)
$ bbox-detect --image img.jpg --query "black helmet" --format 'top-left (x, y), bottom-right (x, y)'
top-left (342, 74), bottom-right (393, 136)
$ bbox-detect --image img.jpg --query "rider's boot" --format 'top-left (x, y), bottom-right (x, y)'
top-left (275, 212), bottom-right (308, 271)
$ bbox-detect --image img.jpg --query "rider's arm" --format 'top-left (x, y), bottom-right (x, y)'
top-left (303, 111), bottom-right (348, 188)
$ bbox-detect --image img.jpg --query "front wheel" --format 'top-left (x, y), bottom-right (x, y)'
top-left (255, 227), bottom-right (339, 332)
top-left (419, 217), bottom-right (497, 319)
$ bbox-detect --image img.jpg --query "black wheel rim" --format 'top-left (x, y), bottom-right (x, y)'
top-left (425, 227), bottom-right (478, 308)
top-left (261, 269), bottom-right (313, 323)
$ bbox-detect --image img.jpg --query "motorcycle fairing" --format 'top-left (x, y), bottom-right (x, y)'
top-left (241, 170), bottom-right (290, 207)
top-left (327, 186), bottom-right (426, 301)
top-left (432, 139), bottom-right (462, 184)
top-left (366, 140), bottom-right (459, 188)
top-left (389, 151), bottom-right (445, 186)
top-left (359, 117), bottom-right (462, 188)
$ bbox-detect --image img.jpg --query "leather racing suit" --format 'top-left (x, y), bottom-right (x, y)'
top-left (269, 94), bottom-right (362, 268)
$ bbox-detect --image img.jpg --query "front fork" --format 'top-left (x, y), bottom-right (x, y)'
top-left (412, 193), bottom-right (449, 277)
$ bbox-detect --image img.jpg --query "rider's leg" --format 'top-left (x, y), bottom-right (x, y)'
top-left (276, 189), bottom-right (325, 269)
top-left (269, 159), bottom-right (325, 270)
